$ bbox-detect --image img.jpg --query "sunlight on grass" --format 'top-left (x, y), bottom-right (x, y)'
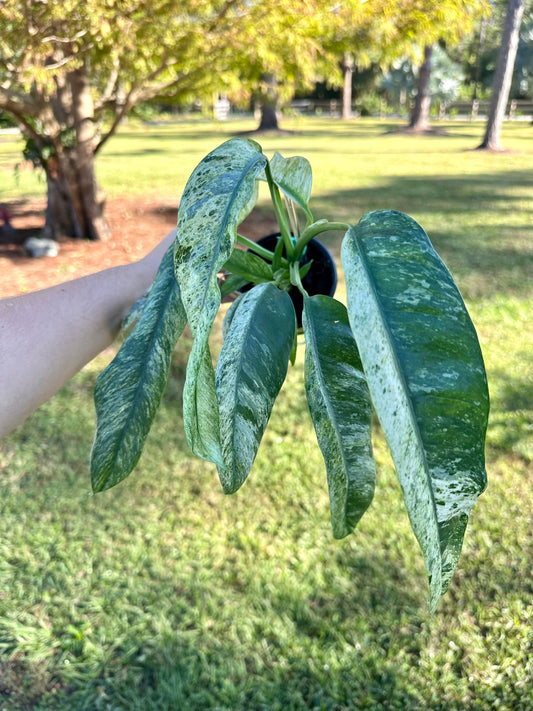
top-left (1, 118), bottom-right (532, 709)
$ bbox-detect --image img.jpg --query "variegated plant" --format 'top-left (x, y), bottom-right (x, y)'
top-left (91, 137), bottom-right (489, 611)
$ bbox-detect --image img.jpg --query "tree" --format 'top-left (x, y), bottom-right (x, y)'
top-left (230, 1), bottom-right (343, 132)
top-left (342, 52), bottom-right (356, 120)
top-left (403, 1), bottom-right (489, 132)
top-left (478, 0), bottom-right (526, 150)
top-left (0, 0), bottom-right (372, 232)
top-left (0, 0), bottom-right (252, 240)
top-left (409, 45), bottom-right (435, 131)
top-left (317, 0), bottom-right (488, 123)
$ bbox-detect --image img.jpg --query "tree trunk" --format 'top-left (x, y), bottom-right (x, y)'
top-left (42, 151), bottom-right (108, 241)
top-left (42, 65), bottom-right (110, 240)
top-left (257, 74), bottom-right (280, 131)
top-left (342, 52), bottom-right (355, 120)
top-left (478, 0), bottom-right (525, 151)
top-left (258, 102), bottom-right (280, 131)
top-left (409, 45), bottom-right (433, 132)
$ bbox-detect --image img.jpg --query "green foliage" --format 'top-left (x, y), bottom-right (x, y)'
top-left (174, 138), bottom-right (267, 464)
top-left (342, 212), bottom-right (488, 610)
top-left (91, 247), bottom-right (186, 492)
top-left (91, 136), bottom-right (489, 613)
top-left (1, 120), bottom-right (531, 709)
top-left (303, 295), bottom-right (375, 539)
top-left (217, 283), bottom-right (296, 493)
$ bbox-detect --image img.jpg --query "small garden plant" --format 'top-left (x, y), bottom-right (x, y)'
top-left (90, 137), bottom-right (489, 612)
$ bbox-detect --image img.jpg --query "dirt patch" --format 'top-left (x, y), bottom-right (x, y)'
top-left (0, 197), bottom-right (278, 298)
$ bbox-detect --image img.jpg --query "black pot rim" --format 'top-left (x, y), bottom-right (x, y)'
top-left (241, 232), bottom-right (337, 327)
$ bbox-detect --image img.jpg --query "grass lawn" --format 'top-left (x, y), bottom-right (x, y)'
top-left (0, 118), bottom-right (532, 710)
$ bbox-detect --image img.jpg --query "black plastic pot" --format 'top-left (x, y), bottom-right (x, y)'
top-left (242, 233), bottom-right (337, 327)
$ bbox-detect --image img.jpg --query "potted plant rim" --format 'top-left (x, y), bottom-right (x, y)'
top-left (90, 137), bottom-right (489, 612)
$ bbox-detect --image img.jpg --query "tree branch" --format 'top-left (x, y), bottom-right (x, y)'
top-left (41, 29), bottom-right (88, 44)
top-left (94, 89), bottom-right (138, 155)
top-left (0, 87), bottom-right (40, 118)
top-left (94, 57), bottom-right (121, 112)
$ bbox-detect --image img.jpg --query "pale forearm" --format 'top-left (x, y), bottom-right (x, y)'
top-left (0, 230), bottom-right (175, 438)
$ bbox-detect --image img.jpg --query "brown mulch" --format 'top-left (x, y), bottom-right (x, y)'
top-left (0, 197), bottom-right (278, 298)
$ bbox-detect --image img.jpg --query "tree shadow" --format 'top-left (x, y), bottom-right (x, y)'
top-left (311, 169), bottom-right (533, 299)
top-left (487, 369), bottom-right (533, 460)
top-left (0, 200), bottom-right (44, 246)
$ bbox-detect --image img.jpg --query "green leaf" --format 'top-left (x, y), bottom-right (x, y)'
top-left (222, 247), bottom-right (274, 284)
top-left (267, 152), bottom-right (313, 221)
top-left (342, 210), bottom-right (489, 611)
top-left (91, 246), bottom-right (186, 492)
top-left (303, 295), bottom-right (375, 539)
top-left (222, 293), bottom-right (244, 340)
top-left (187, 344), bottom-right (221, 464)
top-left (174, 138), bottom-right (267, 463)
top-left (121, 288), bottom-right (150, 333)
top-left (215, 283), bottom-right (296, 494)
top-left (220, 274), bottom-right (248, 299)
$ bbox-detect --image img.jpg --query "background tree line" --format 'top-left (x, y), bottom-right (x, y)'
top-left (1, 0), bottom-right (531, 240)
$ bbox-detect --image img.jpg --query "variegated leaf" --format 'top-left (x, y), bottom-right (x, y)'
top-left (91, 246), bottom-right (186, 492)
top-left (268, 152), bottom-right (313, 221)
top-left (222, 247), bottom-right (274, 284)
top-left (121, 288), bottom-right (150, 333)
top-left (215, 283), bottom-right (296, 493)
top-left (222, 293), bottom-right (244, 340)
top-left (303, 295), bottom-right (375, 539)
top-left (174, 138), bottom-right (267, 463)
top-left (342, 210), bottom-right (489, 611)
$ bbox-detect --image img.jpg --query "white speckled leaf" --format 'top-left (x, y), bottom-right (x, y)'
top-left (215, 283), bottom-right (296, 494)
top-left (342, 211), bottom-right (489, 612)
top-left (303, 295), bottom-right (375, 539)
top-left (268, 153), bottom-right (313, 220)
top-left (91, 246), bottom-right (186, 492)
top-left (174, 138), bottom-right (267, 463)
top-left (222, 293), bottom-right (244, 340)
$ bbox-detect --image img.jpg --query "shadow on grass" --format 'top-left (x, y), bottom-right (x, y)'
top-left (487, 368), bottom-right (533, 461)
top-left (31, 532), bottom-right (531, 711)
top-left (311, 169), bottom-right (533, 299)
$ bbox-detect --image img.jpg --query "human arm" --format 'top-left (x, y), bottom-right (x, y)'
top-left (0, 229), bottom-right (176, 438)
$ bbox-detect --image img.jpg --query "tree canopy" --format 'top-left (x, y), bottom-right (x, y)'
top-left (0, 0), bottom-right (493, 239)
top-left (0, 0), bottom-right (247, 156)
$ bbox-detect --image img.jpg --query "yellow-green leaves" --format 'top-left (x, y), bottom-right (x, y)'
top-left (91, 247), bottom-right (186, 492)
top-left (303, 295), bottom-right (375, 539)
top-left (174, 138), bottom-right (267, 464)
top-left (342, 210), bottom-right (489, 611)
top-left (216, 283), bottom-right (296, 494)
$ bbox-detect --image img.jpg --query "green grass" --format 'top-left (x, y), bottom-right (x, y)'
top-left (1, 118), bottom-right (532, 710)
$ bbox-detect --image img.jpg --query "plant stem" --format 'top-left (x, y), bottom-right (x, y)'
top-left (290, 261), bottom-right (309, 298)
top-left (237, 234), bottom-right (273, 260)
top-left (294, 221), bottom-right (349, 258)
top-left (264, 161), bottom-right (295, 258)
top-left (237, 234), bottom-right (289, 267)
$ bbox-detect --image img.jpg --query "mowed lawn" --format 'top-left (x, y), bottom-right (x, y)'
top-left (0, 118), bottom-right (531, 710)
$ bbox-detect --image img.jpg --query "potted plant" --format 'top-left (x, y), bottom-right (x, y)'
top-left (90, 137), bottom-right (489, 612)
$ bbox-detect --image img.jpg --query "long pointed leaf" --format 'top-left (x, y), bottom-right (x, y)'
top-left (91, 246), bottom-right (186, 492)
top-left (268, 152), bottom-right (313, 220)
top-left (215, 283), bottom-right (296, 494)
top-left (174, 138), bottom-right (267, 462)
top-left (222, 247), bottom-right (274, 284)
top-left (342, 211), bottom-right (489, 611)
top-left (303, 295), bottom-right (375, 539)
